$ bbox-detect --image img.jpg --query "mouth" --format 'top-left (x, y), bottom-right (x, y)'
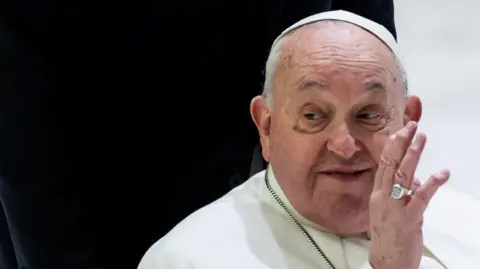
top-left (320, 169), bottom-right (370, 181)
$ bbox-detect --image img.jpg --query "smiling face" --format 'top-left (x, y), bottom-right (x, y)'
top-left (251, 21), bottom-right (422, 234)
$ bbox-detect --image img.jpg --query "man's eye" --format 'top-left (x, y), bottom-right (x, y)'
top-left (358, 113), bottom-right (380, 120)
top-left (304, 113), bottom-right (322, 121)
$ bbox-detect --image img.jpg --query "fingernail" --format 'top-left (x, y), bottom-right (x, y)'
top-left (440, 169), bottom-right (450, 177)
top-left (413, 133), bottom-right (424, 147)
top-left (434, 169), bottom-right (450, 182)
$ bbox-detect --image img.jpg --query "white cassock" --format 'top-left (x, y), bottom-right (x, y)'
top-left (137, 169), bottom-right (480, 269)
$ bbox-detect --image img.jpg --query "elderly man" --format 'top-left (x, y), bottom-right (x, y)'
top-left (138, 11), bottom-right (479, 269)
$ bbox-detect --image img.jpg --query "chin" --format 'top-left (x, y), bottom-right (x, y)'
top-left (322, 194), bottom-right (370, 234)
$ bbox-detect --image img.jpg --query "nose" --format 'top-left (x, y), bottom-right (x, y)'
top-left (326, 123), bottom-right (361, 159)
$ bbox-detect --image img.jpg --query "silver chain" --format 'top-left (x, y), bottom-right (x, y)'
top-left (264, 166), bottom-right (336, 269)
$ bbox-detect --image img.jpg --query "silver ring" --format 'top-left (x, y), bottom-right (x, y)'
top-left (391, 183), bottom-right (413, 200)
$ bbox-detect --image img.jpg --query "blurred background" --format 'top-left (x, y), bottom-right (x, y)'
top-left (395, 0), bottom-right (480, 200)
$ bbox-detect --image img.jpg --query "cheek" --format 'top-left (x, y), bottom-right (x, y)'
top-left (269, 111), bottom-right (325, 174)
top-left (361, 131), bottom-right (390, 163)
top-left (270, 121), bottom-right (323, 167)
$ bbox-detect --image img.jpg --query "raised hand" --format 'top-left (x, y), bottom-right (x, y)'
top-left (369, 121), bottom-right (450, 269)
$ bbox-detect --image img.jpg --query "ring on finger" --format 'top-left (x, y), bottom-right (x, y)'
top-left (391, 183), bottom-right (414, 200)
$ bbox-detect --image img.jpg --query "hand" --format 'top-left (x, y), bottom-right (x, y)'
top-left (368, 121), bottom-right (450, 269)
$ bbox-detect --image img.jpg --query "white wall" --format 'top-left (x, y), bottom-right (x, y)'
top-left (395, 0), bottom-right (480, 199)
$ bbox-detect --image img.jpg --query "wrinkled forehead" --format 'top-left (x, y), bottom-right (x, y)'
top-left (282, 21), bottom-right (396, 70)
top-left (275, 22), bottom-right (400, 91)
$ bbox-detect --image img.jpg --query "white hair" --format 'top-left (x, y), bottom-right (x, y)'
top-left (262, 24), bottom-right (409, 107)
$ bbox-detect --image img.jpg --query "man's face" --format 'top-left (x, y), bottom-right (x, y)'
top-left (252, 22), bottom-right (421, 234)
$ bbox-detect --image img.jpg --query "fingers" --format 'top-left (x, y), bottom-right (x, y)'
top-left (407, 170), bottom-right (450, 215)
top-left (412, 178), bottom-right (421, 192)
top-left (375, 121), bottom-right (417, 192)
top-left (403, 178), bottom-right (421, 204)
top-left (394, 133), bottom-right (426, 190)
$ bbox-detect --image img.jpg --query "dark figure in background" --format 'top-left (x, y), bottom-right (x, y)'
top-left (0, 1), bottom-right (396, 268)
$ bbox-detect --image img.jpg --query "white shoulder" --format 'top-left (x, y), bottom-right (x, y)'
top-left (137, 177), bottom-right (264, 269)
top-left (137, 205), bottom-right (229, 269)
top-left (137, 237), bottom-right (194, 269)
top-left (137, 191), bottom-right (256, 269)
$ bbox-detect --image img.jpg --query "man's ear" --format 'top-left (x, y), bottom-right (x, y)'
top-left (250, 96), bottom-right (272, 161)
top-left (404, 95), bottom-right (422, 124)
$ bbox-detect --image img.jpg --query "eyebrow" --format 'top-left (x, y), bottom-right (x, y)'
top-left (297, 81), bottom-right (329, 91)
top-left (365, 82), bottom-right (386, 92)
top-left (297, 80), bottom-right (386, 92)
